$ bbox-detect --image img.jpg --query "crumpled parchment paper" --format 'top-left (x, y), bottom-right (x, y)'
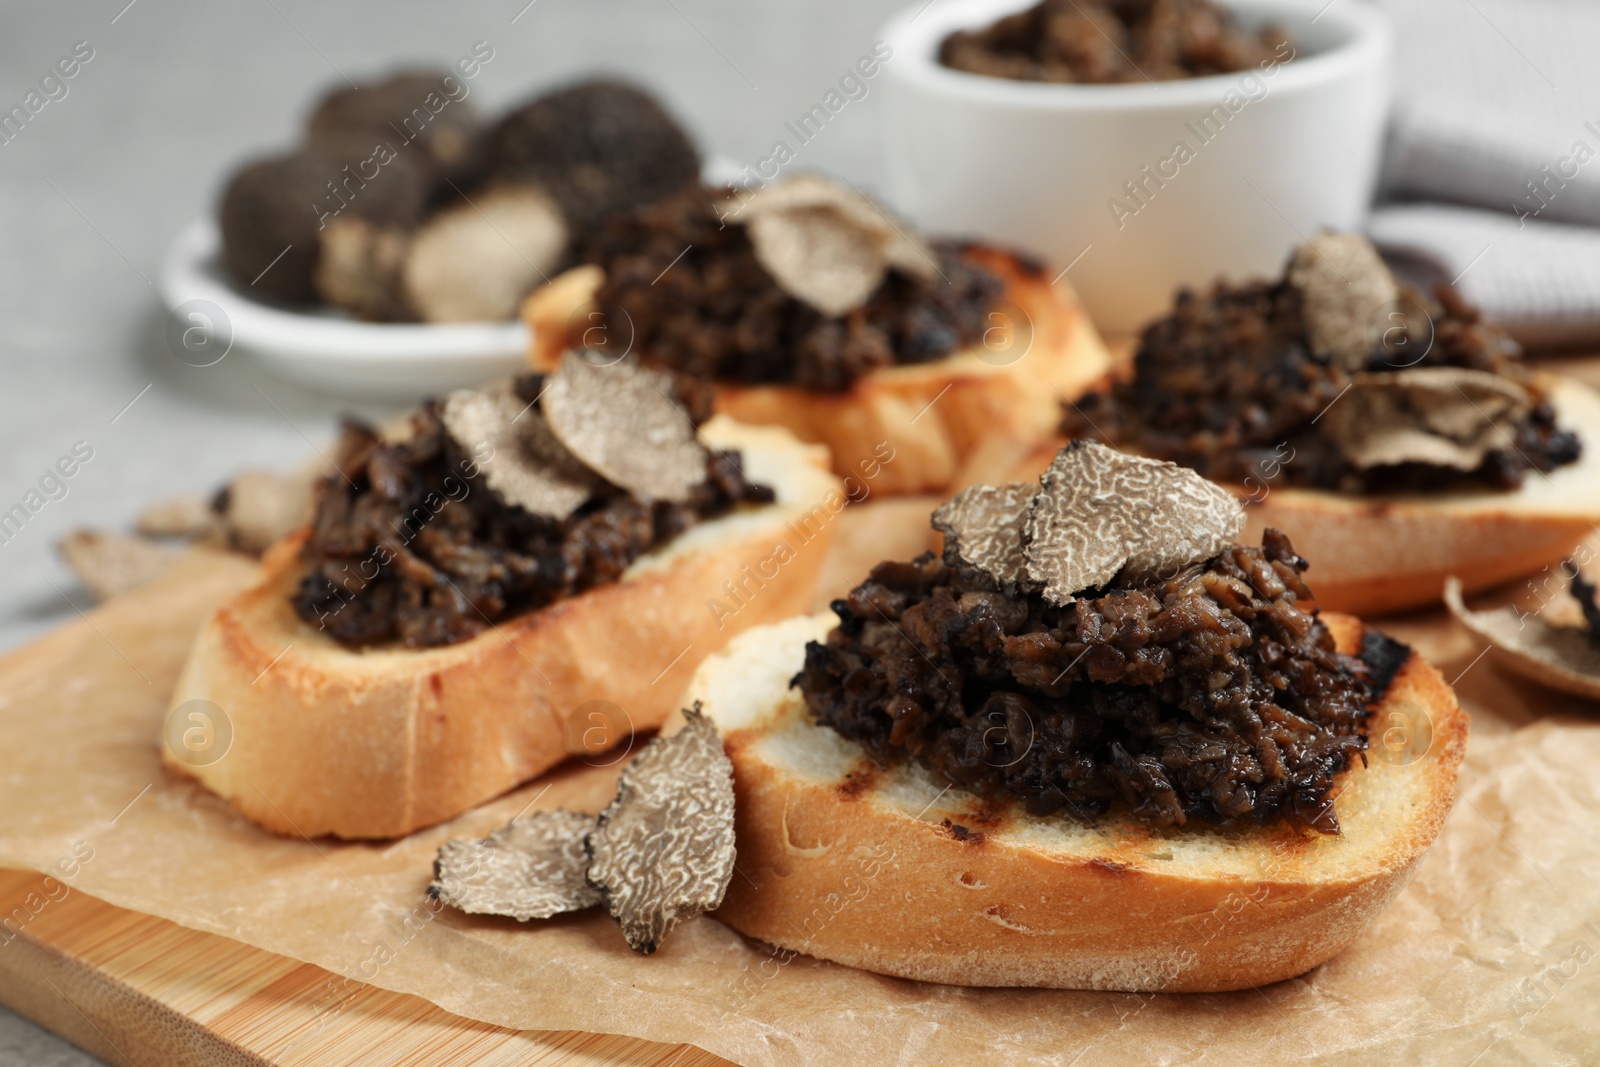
top-left (1, 534), bottom-right (1597, 1067)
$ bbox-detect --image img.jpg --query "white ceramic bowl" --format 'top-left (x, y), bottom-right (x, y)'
top-left (880, 0), bottom-right (1393, 332)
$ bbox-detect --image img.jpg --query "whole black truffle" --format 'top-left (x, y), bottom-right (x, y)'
top-left (218, 147), bottom-right (432, 303)
top-left (307, 69), bottom-right (481, 178)
top-left (218, 151), bottom-right (333, 303)
top-left (484, 80), bottom-right (700, 235)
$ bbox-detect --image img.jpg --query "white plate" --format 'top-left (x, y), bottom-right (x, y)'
top-left (158, 218), bottom-right (531, 400)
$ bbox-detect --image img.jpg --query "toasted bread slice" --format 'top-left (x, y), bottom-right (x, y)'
top-left (955, 376), bottom-right (1600, 616)
top-left (686, 613), bottom-right (1465, 992)
top-left (521, 249), bottom-right (1112, 496)
top-left (166, 419), bottom-right (841, 840)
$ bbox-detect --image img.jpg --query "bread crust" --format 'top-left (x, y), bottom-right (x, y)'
top-left (521, 249), bottom-right (1111, 496)
top-left (689, 613), bottom-right (1466, 992)
top-left (954, 376), bottom-right (1600, 616)
top-left (165, 420), bottom-right (841, 840)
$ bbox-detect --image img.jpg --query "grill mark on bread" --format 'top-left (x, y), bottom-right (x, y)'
top-left (941, 818), bottom-right (985, 845)
top-left (837, 764), bottom-right (880, 800)
top-left (965, 800), bottom-right (1007, 828)
top-left (1360, 628), bottom-right (1413, 703)
top-left (981, 903), bottom-right (1038, 933)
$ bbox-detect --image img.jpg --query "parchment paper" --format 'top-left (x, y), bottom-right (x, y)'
top-left (2, 529), bottom-right (1598, 1066)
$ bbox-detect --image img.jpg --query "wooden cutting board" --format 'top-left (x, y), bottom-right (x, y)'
top-left (0, 866), bottom-right (730, 1066)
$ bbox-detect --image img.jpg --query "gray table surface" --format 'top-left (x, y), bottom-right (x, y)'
top-left (0, 1), bottom-right (899, 1062)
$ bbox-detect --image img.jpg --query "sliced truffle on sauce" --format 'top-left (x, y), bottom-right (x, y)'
top-left (541, 351), bottom-right (708, 503)
top-left (439, 382), bottom-right (599, 520)
top-left (931, 481), bottom-right (1037, 592)
top-left (729, 174), bottom-right (937, 316)
top-left (1023, 440), bottom-right (1243, 603)
top-left (1287, 232), bottom-right (1399, 370)
top-left (1321, 367), bottom-right (1533, 471)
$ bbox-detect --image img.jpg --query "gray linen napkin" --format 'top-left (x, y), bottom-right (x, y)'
top-left (1368, 0), bottom-right (1600, 348)
top-left (1370, 205), bottom-right (1600, 350)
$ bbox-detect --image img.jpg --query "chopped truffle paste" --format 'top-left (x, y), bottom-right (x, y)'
top-left (1065, 248), bottom-right (1580, 494)
top-left (796, 532), bottom-right (1375, 834)
top-left (578, 183), bottom-right (1008, 392)
top-left (292, 373), bottom-right (772, 648)
top-left (940, 0), bottom-right (1293, 84)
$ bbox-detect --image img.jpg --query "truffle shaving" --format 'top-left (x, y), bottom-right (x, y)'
top-left (136, 494), bottom-right (218, 540)
top-left (314, 216), bottom-right (416, 322)
top-left (430, 809), bottom-right (602, 921)
top-left (216, 468), bottom-right (319, 555)
top-left (1023, 441), bottom-right (1244, 603)
top-left (1287, 232), bottom-right (1399, 369)
top-left (440, 384), bottom-right (599, 519)
top-left (541, 351), bottom-right (707, 503)
top-left (401, 185), bottom-right (568, 324)
top-left (1321, 367), bottom-right (1533, 471)
top-left (57, 530), bottom-right (178, 602)
top-left (1444, 577), bottom-right (1600, 702)
top-left (585, 705), bottom-right (736, 954)
top-left (729, 174), bottom-right (937, 316)
top-left (931, 481), bottom-right (1037, 591)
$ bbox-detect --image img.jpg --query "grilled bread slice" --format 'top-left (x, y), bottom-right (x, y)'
top-left (166, 419), bottom-right (840, 840)
top-left (955, 376), bottom-right (1600, 616)
top-left (522, 249), bottom-right (1112, 497)
top-left (686, 612), bottom-right (1466, 992)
